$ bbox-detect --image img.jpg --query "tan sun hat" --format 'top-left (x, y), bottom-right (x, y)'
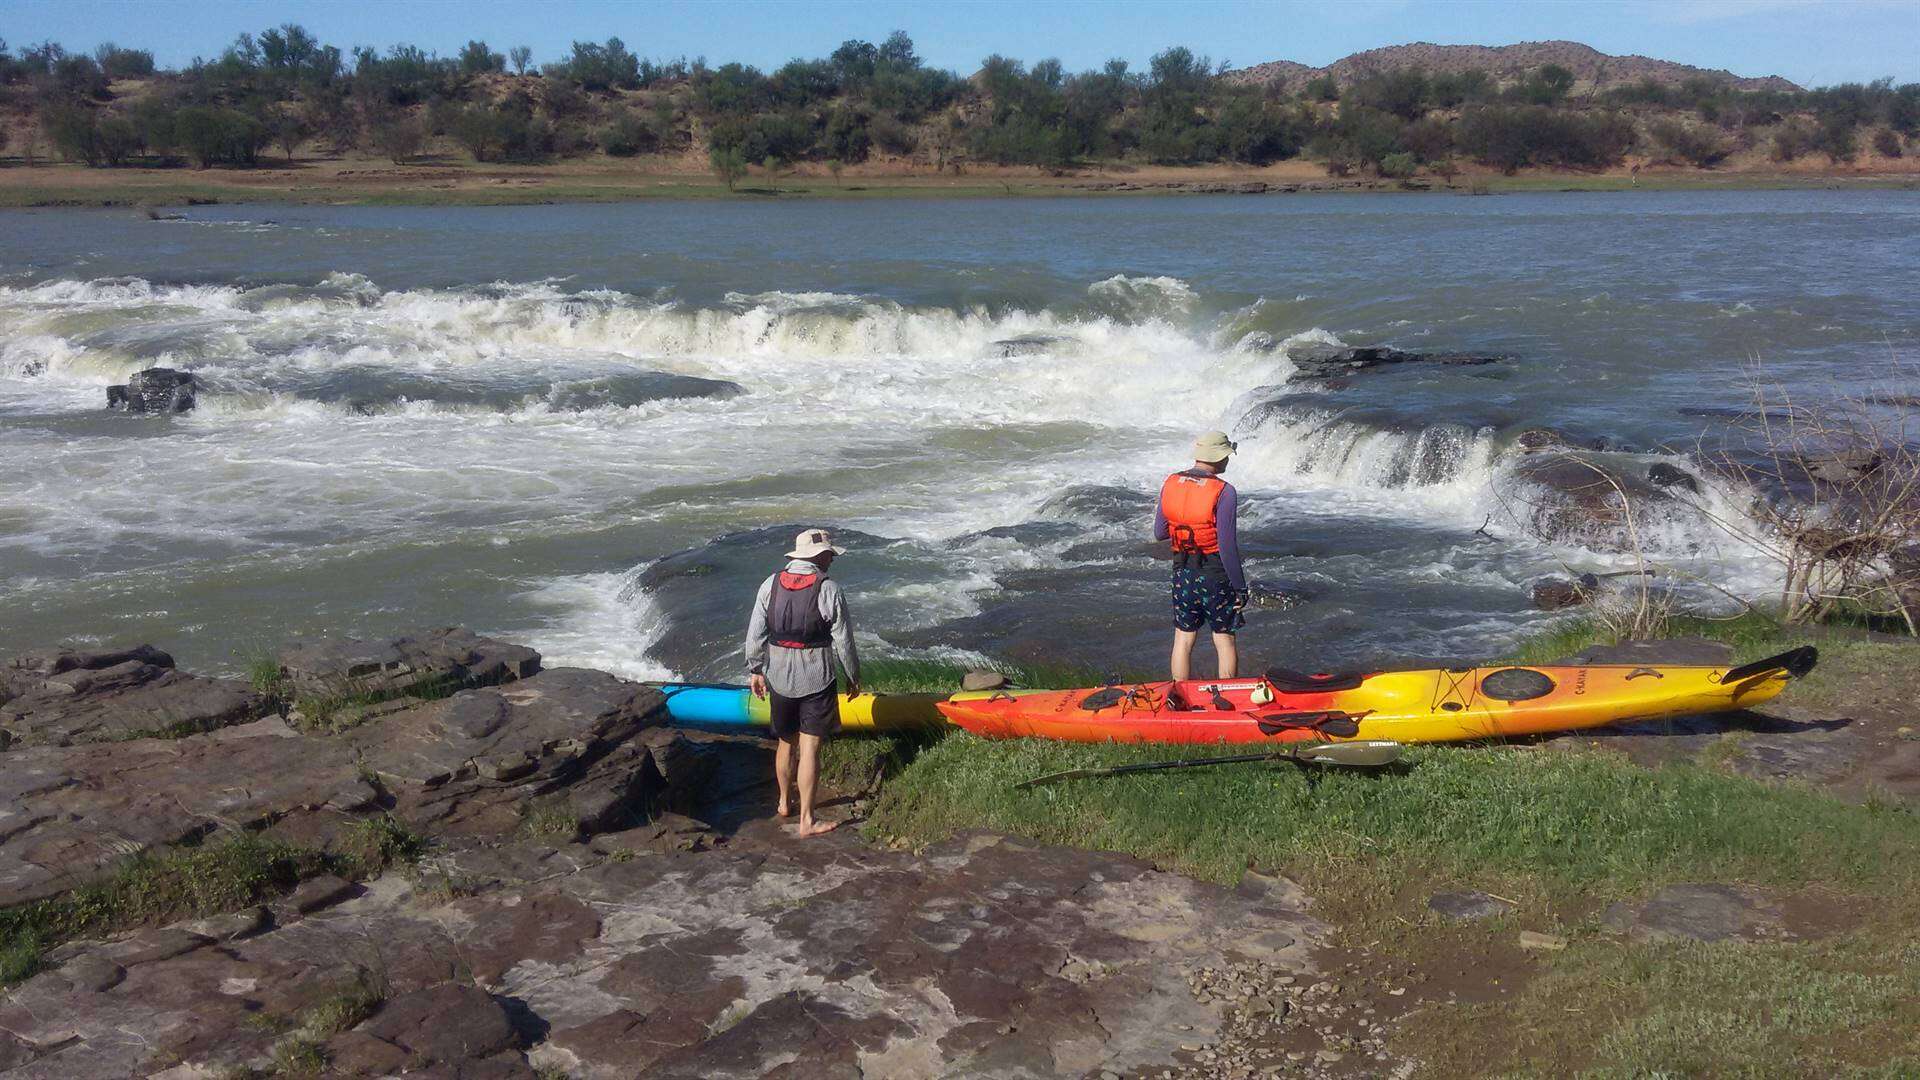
top-left (1192, 430), bottom-right (1237, 463)
top-left (786, 528), bottom-right (846, 560)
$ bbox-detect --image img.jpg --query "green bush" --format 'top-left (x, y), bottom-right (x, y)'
top-left (1456, 105), bottom-right (1634, 172)
top-left (709, 143), bottom-right (747, 189)
top-left (1398, 115), bottom-right (1454, 162)
top-left (1817, 114), bottom-right (1858, 163)
top-left (370, 114), bottom-right (424, 163)
top-left (173, 105), bottom-right (270, 167)
top-left (1770, 117), bottom-right (1819, 162)
top-left (1647, 117), bottom-right (1733, 167)
top-left (868, 112), bottom-right (917, 155)
top-left (551, 37), bottom-right (639, 91)
top-left (820, 106), bottom-right (871, 163)
top-left (1871, 126), bottom-right (1903, 158)
top-left (600, 107), bottom-right (658, 156)
top-left (1378, 151), bottom-right (1418, 178)
top-left (93, 44), bottom-right (156, 79)
top-left (1214, 95), bottom-right (1306, 165)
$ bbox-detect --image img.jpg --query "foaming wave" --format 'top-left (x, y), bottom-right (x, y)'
top-left (1087, 274), bottom-right (1198, 320)
top-left (0, 274), bottom-right (1291, 430)
top-left (1233, 403), bottom-right (1503, 497)
top-left (510, 568), bottom-right (678, 681)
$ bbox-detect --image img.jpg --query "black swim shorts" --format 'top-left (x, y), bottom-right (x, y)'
top-left (769, 684), bottom-right (841, 739)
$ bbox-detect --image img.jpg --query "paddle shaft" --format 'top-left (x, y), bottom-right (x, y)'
top-left (1014, 741), bottom-right (1400, 789)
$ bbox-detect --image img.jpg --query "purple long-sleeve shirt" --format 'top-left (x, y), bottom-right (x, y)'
top-left (1153, 471), bottom-right (1246, 590)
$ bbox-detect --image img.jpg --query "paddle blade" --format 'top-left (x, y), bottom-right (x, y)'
top-left (1293, 740), bottom-right (1403, 768)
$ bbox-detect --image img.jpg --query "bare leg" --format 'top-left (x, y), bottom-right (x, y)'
top-left (774, 736), bottom-right (795, 817)
top-left (1213, 633), bottom-right (1239, 679)
top-left (795, 732), bottom-right (840, 837)
top-left (1171, 629), bottom-right (1198, 682)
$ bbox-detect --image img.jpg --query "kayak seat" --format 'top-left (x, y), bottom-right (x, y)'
top-left (1265, 668), bottom-right (1368, 693)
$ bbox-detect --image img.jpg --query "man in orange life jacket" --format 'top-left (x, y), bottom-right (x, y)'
top-left (1154, 430), bottom-right (1250, 680)
top-left (744, 529), bottom-right (862, 838)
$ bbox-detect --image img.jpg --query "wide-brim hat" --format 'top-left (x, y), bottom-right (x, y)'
top-left (786, 528), bottom-right (847, 559)
top-left (1193, 430), bottom-right (1237, 463)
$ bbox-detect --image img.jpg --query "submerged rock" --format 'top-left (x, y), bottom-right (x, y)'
top-left (1284, 341), bottom-right (1504, 382)
top-left (1647, 461), bottom-right (1702, 493)
top-left (1531, 574), bottom-right (1600, 611)
top-left (105, 367), bottom-right (197, 414)
top-left (1514, 426), bottom-right (1576, 453)
top-left (1507, 451), bottom-right (1677, 547)
top-left (1247, 580), bottom-right (1314, 611)
top-left (990, 334), bottom-right (1069, 358)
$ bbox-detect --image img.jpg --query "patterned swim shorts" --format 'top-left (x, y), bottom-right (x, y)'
top-left (1171, 564), bottom-right (1245, 635)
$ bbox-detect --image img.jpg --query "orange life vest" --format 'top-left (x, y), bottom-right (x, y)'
top-left (1159, 471), bottom-right (1226, 554)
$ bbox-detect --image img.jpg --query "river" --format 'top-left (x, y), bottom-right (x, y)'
top-left (2, 191), bottom-right (1916, 678)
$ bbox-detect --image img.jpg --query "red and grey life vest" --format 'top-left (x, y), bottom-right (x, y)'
top-left (769, 571), bottom-right (832, 650)
top-left (1159, 471), bottom-right (1226, 554)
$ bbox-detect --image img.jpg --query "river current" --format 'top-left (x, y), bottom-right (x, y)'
top-left (2, 192), bottom-right (1916, 678)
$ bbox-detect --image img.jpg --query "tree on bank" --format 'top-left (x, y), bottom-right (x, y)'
top-left (710, 144), bottom-right (747, 189)
top-left (8, 23), bottom-right (1918, 180)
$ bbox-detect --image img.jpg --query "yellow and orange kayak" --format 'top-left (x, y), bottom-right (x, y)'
top-left (935, 647), bottom-right (1817, 745)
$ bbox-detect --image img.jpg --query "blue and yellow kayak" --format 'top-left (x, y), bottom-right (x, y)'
top-left (656, 683), bottom-right (948, 732)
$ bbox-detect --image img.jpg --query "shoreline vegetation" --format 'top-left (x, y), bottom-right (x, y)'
top-left (3, 30), bottom-right (1918, 207)
top-left (5, 157), bottom-right (1920, 209)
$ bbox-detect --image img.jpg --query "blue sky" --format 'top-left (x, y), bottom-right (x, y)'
top-left (3, 0), bottom-right (1915, 87)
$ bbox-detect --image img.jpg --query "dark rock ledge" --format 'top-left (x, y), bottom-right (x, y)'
top-left (0, 630), bottom-right (1337, 1079)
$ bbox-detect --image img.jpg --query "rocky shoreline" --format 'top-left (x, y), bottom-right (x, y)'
top-left (0, 629), bottom-right (1391, 1079)
top-left (3, 627), bottom-right (1916, 1076)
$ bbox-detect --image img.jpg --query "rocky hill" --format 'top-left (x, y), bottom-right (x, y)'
top-left (1226, 40), bottom-right (1801, 94)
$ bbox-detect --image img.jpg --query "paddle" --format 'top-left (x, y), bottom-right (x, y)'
top-left (1012, 739), bottom-right (1404, 789)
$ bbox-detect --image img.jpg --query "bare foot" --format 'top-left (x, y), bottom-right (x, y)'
top-left (776, 801), bottom-right (793, 818)
top-left (795, 818), bottom-right (842, 838)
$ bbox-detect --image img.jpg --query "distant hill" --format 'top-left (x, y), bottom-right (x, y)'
top-left (1225, 40), bottom-right (1801, 94)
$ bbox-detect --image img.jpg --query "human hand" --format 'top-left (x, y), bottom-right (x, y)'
top-left (749, 673), bottom-right (767, 699)
top-left (845, 681), bottom-right (863, 699)
top-left (1231, 588), bottom-right (1251, 613)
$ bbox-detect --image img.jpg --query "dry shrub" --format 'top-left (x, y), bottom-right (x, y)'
top-left (1697, 361), bottom-right (1920, 633)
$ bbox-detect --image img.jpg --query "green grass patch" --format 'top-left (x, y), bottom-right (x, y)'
top-left (289, 672), bottom-right (464, 735)
top-left (1503, 610), bottom-right (1798, 666)
top-left (866, 733), bottom-right (1920, 1075)
top-left (1411, 933), bottom-right (1920, 1078)
top-left (519, 796), bottom-right (582, 842)
top-left (0, 816), bottom-right (425, 987)
top-left (299, 971), bottom-right (386, 1036)
top-left (868, 735), bottom-right (1919, 898)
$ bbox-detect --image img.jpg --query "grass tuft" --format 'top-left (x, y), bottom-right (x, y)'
top-left (300, 970), bottom-right (386, 1036)
top-left (269, 1036), bottom-right (328, 1077)
top-left (519, 797), bottom-right (582, 842)
top-left (0, 817), bottom-right (427, 987)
